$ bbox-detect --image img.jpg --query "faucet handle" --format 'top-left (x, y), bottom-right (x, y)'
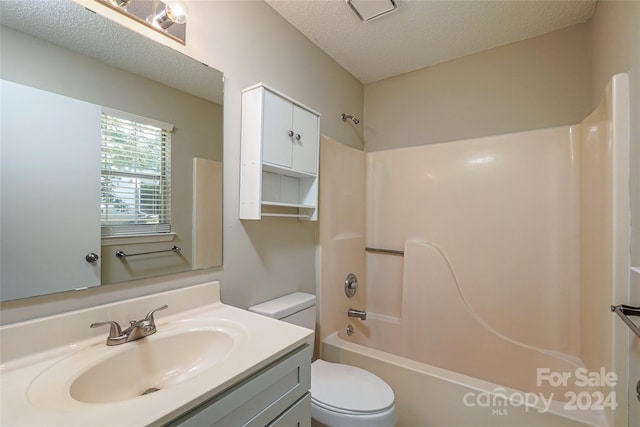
top-left (90, 320), bottom-right (124, 338)
top-left (144, 304), bottom-right (168, 324)
top-left (136, 305), bottom-right (168, 337)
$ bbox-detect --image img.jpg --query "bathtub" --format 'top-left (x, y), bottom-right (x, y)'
top-left (321, 317), bottom-right (610, 427)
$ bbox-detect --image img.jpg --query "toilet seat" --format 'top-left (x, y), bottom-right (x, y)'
top-left (311, 360), bottom-right (395, 415)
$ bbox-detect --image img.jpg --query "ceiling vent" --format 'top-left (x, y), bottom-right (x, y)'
top-left (347, 0), bottom-right (397, 22)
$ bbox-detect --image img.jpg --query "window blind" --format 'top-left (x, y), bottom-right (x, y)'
top-left (100, 110), bottom-right (172, 236)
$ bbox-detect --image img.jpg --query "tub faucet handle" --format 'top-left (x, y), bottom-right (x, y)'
top-left (345, 273), bottom-right (358, 298)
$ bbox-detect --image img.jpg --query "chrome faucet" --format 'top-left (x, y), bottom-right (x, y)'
top-left (91, 305), bottom-right (168, 346)
top-left (347, 308), bottom-right (367, 320)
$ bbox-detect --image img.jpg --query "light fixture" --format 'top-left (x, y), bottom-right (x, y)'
top-left (148, 1), bottom-right (189, 30)
top-left (347, 0), bottom-right (398, 22)
top-left (97, 0), bottom-right (187, 43)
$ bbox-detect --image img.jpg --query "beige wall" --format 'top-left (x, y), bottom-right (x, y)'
top-left (0, 0), bottom-right (363, 323)
top-left (363, 23), bottom-right (591, 151)
top-left (186, 1), bottom-right (363, 310)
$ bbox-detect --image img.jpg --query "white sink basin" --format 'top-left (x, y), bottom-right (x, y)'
top-left (69, 330), bottom-right (234, 403)
top-left (27, 322), bottom-right (245, 410)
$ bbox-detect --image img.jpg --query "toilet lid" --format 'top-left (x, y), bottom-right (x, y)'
top-left (311, 360), bottom-right (395, 414)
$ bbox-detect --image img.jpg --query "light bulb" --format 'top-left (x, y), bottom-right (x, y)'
top-left (148, 1), bottom-right (189, 30)
top-left (165, 1), bottom-right (189, 24)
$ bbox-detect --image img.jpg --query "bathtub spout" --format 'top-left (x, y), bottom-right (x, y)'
top-left (348, 308), bottom-right (367, 320)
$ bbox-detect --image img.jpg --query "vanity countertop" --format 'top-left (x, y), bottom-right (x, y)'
top-left (0, 281), bottom-right (312, 426)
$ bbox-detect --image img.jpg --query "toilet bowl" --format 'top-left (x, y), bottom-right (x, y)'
top-left (311, 359), bottom-right (397, 427)
top-left (248, 293), bottom-right (397, 427)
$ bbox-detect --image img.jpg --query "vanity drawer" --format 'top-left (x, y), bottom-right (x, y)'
top-left (165, 344), bottom-right (311, 427)
top-left (267, 393), bottom-right (311, 427)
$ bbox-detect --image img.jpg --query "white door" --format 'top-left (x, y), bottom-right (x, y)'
top-left (291, 105), bottom-right (318, 175)
top-left (262, 90), bottom-right (293, 169)
top-left (1, 80), bottom-right (101, 300)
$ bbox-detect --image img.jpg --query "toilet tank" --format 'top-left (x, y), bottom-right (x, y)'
top-left (248, 292), bottom-right (316, 330)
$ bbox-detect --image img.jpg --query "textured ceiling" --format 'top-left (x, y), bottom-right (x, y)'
top-left (265, 0), bottom-right (597, 83)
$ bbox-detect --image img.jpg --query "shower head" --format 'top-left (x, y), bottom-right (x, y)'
top-left (341, 113), bottom-right (360, 125)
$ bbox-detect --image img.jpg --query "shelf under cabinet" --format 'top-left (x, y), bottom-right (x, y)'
top-left (262, 162), bottom-right (317, 179)
top-left (261, 213), bottom-right (312, 218)
top-left (260, 201), bottom-right (315, 219)
top-left (262, 201), bottom-right (316, 209)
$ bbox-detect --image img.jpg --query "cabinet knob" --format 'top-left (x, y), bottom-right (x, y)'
top-left (288, 130), bottom-right (294, 137)
top-left (85, 252), bottom-right (99, 263)
top-left (295, 133), bottom-right (301, 141)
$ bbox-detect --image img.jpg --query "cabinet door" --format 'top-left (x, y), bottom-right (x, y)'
top-left (1, 80), bottom-right (101, 300)
top-left (291, 105), bottom-right (318, 175)
top-left (262, 90), bottom-right (293, 169)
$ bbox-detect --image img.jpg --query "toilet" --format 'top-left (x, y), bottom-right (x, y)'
top-left (248, 293), bottom-right (397, 427)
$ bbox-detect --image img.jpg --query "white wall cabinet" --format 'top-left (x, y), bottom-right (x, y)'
top-left (240, 83), bottom-right (320, 220)
top-left (262, 90), bottom-right (318, 175)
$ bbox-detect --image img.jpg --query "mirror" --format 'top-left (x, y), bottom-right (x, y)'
top-left (0, 0), bottom-right (223, 301)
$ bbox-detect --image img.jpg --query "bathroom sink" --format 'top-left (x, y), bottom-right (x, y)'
top-left (69, 330), bottom-right (234, 403)
top-left (27, 327), bottom-right (239, 408)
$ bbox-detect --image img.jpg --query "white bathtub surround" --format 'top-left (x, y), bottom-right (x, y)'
top-left (366, 125), bottom-right (581, 353)
top-left (401, 240), bottom-right (588, 397)
top-left (322, 332), bottom-right (602, 427)
top-left (0, 282), bottom-right (312, 426)
top-left (317, 135), bottom-right (367, 354)
top-left (579, 74), bottom-right (631, 427)
top-left (318, 74), bottom-right (629, 426)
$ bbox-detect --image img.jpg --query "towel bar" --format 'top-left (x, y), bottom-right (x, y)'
top-left (116, 245), bottom-right (181, 259)
top-left (611, 304), bottom-right (640, 339)
top-left (365, 247), bottom-right (404, 256)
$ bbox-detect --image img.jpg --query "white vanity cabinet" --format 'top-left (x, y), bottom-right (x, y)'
top-left (240, 83), bottom-right (320, 220)
top-left (165, 345), bottom-right (311, 427)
